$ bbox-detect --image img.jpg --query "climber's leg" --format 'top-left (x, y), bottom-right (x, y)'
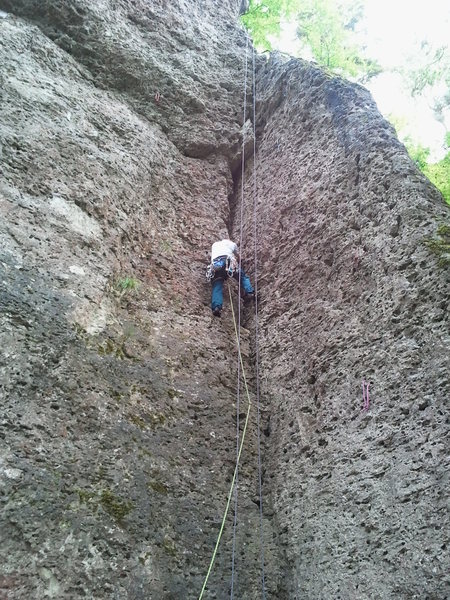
top-left (233, 268), bottom-right (254, 295)
top-left (211, 278), bottom-right (224, 314)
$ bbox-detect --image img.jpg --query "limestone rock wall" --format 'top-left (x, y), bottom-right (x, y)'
top-left (1, 0), bottom-right (247, 160)
top-left (237, 54), bottom-right (449, 599)
top-left (0, 2), bottom-right (449, 600)
top-left (0, 2), bottom-right (278, 599)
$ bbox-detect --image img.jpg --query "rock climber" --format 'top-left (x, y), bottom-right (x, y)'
top-left (207, 238), bottom-right (254, 317)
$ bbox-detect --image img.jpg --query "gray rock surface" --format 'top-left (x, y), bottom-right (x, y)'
top-left (0, 3), bottom-right (449, 600)
top-left (0, 2), bottom-right (277, 598)
top-left (237, 54), bottom-right (450, 599)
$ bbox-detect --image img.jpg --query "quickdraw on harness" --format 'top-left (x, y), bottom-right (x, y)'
top-left (206, 255), bottom-right (238, 283)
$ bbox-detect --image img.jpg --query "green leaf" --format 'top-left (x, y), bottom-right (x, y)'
top-left (241, 0), bottom-right (380, 80)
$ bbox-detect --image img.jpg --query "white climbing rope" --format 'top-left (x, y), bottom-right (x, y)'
top-left (198, 33), bottom-right (266, 600)
top-left (230, 31), bottom-right (250, 599)
top-left (252, 42), bottom-right (267, 599)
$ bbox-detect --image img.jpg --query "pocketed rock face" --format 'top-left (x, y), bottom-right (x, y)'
top-left (237, 54), bottom-right (449, 599)
top-left (0, 3), bottom-right (449, 600)
top-left (1, 0), bottom-right (248, 161)
top-left (0, 3), bottom-right (278, 599)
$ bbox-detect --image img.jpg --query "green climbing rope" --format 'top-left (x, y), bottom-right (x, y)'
top-left (198, 283), bottom-right (252, 599)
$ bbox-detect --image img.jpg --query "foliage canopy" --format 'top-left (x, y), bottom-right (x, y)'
top-left (423, 152), bottom-right (450, 205)
top-left (241, 0), bottom-right (380, 80)
top-left (241, 0), bottom-right (297, 50)
top-left (398, 42), bottom-right (450, 204)
top-left (401, 41), bottom-right (450, 124)
top-left (295, 0), bottom-right (380, 79)
top-left (390, 122), bottom-right (450, 205)
top-left (242, 1), bottom-right (449, 204)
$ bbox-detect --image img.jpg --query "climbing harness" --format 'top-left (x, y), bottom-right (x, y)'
top-left (205, 255), bottom-right (237, 282)
top-left (205, 263), bottom-right (214, 283)
top-left (227, 255), bottom-right (238, 277)
top-left (199, 37), bottom-right (266, 599)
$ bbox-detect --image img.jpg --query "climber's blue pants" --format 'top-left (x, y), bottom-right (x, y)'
top-left (211, 269), bottom-right (254, 311)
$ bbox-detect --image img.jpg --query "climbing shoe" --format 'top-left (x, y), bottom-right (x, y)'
top-left (212, 307), bottom-right (222, 317)
top-left (243, 291), bottom-right (255, 304)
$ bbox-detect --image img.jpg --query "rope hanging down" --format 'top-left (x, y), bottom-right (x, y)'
top-left (252, 43), bottom-right (267, 599)
top-left (197, 284), bottom-right (253, 600)
top-left (198, 35), bottom-right (266, 600)
top-left (230, 30), bottom-right (250, 598)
